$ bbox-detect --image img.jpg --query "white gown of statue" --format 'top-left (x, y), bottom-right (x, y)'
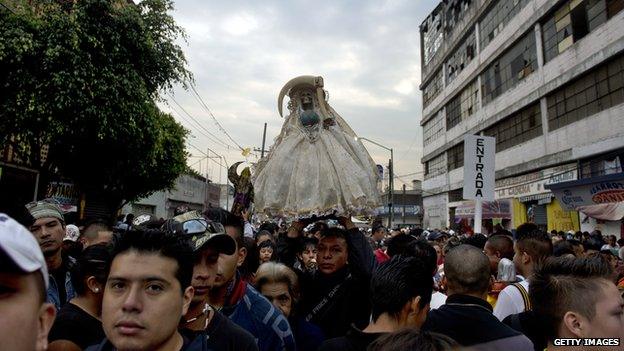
top-left (253, 76), bottom-right (380, 218)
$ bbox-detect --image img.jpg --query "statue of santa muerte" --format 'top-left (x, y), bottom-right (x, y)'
top-left (252, 75), bottom-right (381, 219)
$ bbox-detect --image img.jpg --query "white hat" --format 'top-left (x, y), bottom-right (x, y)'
top-left (0, 213), bottom-right (49, 288)
top-left (64, 224), bottom-right (81, 242)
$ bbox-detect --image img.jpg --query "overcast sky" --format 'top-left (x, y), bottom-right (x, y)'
top-left (162, 0), bottom-right (438, 188)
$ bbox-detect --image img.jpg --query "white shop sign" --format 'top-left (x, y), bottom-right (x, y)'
top-left (463, 135), bottom-right (496, 201)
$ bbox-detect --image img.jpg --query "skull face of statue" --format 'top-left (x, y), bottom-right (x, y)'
top-left (300, 90), bottom-right (314, 110)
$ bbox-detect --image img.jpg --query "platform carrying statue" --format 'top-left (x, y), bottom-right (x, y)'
top-left (253, 75), bottom-right (380, 218)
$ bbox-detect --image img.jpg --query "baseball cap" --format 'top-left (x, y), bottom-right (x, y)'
top-left (64, 224), bottom-right (81, 242)
top-left (25, 198), bottom-right (64, 222)
top-left (0, 213), bottom-right (49, 288)
top-left (167, 211), bottom-right (236, 255)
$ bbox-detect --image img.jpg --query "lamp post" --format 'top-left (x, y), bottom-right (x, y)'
top-left (356, 137), bottom-right (394, 228)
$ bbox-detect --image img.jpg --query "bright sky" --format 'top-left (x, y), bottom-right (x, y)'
top-left (161, 0), bottom-right (438, 188)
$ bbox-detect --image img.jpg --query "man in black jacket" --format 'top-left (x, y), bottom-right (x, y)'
top-left (422, 245), bottom-right (533, 350)
top-left (287, 217), bottom-right (376, 338)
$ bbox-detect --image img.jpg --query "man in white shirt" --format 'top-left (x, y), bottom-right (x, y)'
top-left (494, 228), bottom-right (552, 321)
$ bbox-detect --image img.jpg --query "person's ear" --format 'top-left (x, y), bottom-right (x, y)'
top-left (36, 303), bottom-right (56, 351)
top-left (237, 247), bottom-right (247, 267)
top-left (86, 276), bottom-right (102, 294)
top-left (562, 311), bottom-right (585, 338)
top-left (522, 251), bottom-right (531, 265)
top-left (181, 286), bottom-right (194, 317)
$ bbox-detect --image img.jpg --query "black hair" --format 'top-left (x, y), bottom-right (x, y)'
top-left (402, 239), bottom-right (437, 277)
top-left (298, 237), bottom-right (318, 254)
top-left (203, 208), bottom-right (244, 248)
top-left (258, 239), bottom-right (275, 251)
top-left (462, 233), bottom-right (487, 250)
top-left (516, 222), bottom-right (538, 238)
top-left (530, 256), bottom-right (614, 342)
top-left (255, 230), bottom-right (274, 243)
top-left (516, 229), bottom-right (552, 263)
top-left (70, 244), bottom-right (111, 295)
top-left (486, 235), bottom-right (514, 260)
top-left (83, 218), bottom-right (112, 240)
top-left (309, 221), bottom-right (328, 234)
top-left (239, 237), bottom-right (258, 282)
top-left (258, 222), bottom-right (279, 235)
top-left (108, 230), bottom-right (193, 292)
top-left (444, 245), bottom-right (491, 295)
top-left (370, 256), bottom-right (433, 322)
top-left (553, 240), bottom-right (575, 257)
top-left (368, 330), bottom-right (458, 351)
top-left (320, 227), bottom-right (348, 242)
top-left (386, 234), bottom-right (417, 257)
top-left (583, 236), bottom-right (604, 252)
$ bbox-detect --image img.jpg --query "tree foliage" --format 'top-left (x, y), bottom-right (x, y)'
top-left (0, 0), bottom-right (191, 210)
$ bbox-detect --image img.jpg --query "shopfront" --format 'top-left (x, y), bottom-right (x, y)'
top-left (494, 164), bottom-right (580, 231)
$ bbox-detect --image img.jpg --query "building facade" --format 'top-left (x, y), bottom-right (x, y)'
top-left (376, 180), bottom-right (424, 228)
top-left (419, 0), bottom-right (624, 234)
top-left (122, 174), bottom-right (221, 219)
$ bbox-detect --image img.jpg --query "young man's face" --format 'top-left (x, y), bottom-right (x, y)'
top-left (30, 217), bottom-right (65, 257)
top-left (576, 280), bottom-right (624, 340)
top-left (298, 246), bottom-right (317, 268)
top-left (0, 269), bottom-right (55, 351)
top-left (214, 227), bottom-right (245, 289)
top-left (102, 251), bottom-right (192, 351)
top-left (317, 236), bottom-right (348, 275)
top-left (192, 246), bottom-right (219, 304)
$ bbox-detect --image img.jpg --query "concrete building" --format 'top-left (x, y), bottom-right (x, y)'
top-left (123, 173), bottom-right (221, 219)
top-left (419, 0), bottom-right (624, 235)
top-left (376, 180), bottom-right (424, 228)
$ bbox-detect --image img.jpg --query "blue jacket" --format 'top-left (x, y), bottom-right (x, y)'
top-left (223, 284), bottom-right (296, 351)
top-left (47, 257), bottom-right (76, 312)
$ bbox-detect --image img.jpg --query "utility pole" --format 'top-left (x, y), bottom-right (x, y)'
top-left (254, 122), bottom-right (269, 158)
top-left (402, 184), bottom-right (406, 225)
top-left (388, 153), bottom-right (394, 229)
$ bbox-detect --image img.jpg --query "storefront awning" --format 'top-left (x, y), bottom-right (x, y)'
top-left (455, 200), bottom-right (511, 219)
top-left (545, 172), bottom-right (624, 211)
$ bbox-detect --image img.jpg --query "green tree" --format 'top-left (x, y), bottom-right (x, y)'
top-left (0, 0), bottom-right (192, 216)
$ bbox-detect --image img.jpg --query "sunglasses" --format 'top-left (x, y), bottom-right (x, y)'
top-left (176, 218), bottom-right (225, 236)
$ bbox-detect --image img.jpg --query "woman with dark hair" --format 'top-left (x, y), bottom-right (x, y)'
top-left (255, 262), bottom-right (324, 351)
top-left (48, 244), bottom-right (110, 350)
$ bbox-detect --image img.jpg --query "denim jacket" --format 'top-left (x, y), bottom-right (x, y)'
top-left (47, 256), bottom-right (76, 311)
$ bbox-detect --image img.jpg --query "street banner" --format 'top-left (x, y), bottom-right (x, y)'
top-left (463, 134), bottom-right (495, 201)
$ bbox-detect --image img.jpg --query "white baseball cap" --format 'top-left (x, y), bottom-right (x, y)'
top-left (64, 224), bottom-right (81, 242)
top-left (0, 213), bottom-right (49, 288)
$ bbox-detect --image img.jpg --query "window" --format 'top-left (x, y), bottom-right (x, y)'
top-left (580, 150), bottom-right (624, 178)
top-left (446, 79), bottom-right (479, 130)
top-left (448, 188), bottom-right (464, 202)
top-left (425, 153), bottom-right (446, 178)
top-left (423, 110), bottom-right (445, 146)
top-left (423, 69), bottom-right (444, 108)
top-left (444, 0), bottom-right (476, 37)
top-left (481, 31), bottom-right (537, 104)
top-left (447, 142), bottom-right (464, 171)
top-left (543, 0), bottom-right (624, 63)
top-left (446, 30), bottom-right (476, 84)
top-left (484, 102), bottom-right (542, 151)
top-left (479, 0), bottom-right (531, 50)
top-left (547, 54), bottom-right (624, 130)
top-left (422, 7), bottom-right (444, 65)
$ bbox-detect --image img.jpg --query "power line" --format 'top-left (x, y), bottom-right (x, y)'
top-left (166, 95), bottom-right (235, 150)
top-left (186, 143), bottom-right (227, 169)
top-left (189, 84), bottom-right (245, 151)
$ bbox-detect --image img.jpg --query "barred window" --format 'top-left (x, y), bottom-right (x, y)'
top-left (425, 153), bottom-right (447, 178)
top-left (543, 0), bottom-right (624, 63)
top-left (423, 110), bottom-right (445, 146)
top-left (484, 102), bottom-right (542, 151)
top-left (423, 70), bottom-right (444, 109)
top-left (446, 30), bottom-right (476, 84)
top-left (481, 31), bottom-right (537, 104)
top-left (547, 54), bottom-right (624, 130)
top-left (447, 142), bottom-right (464, 171)
top-left (479, 0), bottom-right (531, 50)
top-left (446, 79), bottom-right (479, 130)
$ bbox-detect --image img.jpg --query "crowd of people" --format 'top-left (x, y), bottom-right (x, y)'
top-left (1, 199), bottom-right (623, 351)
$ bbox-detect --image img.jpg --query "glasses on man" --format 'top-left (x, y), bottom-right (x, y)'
top-left (175, 218), bottom-right (225, 236)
